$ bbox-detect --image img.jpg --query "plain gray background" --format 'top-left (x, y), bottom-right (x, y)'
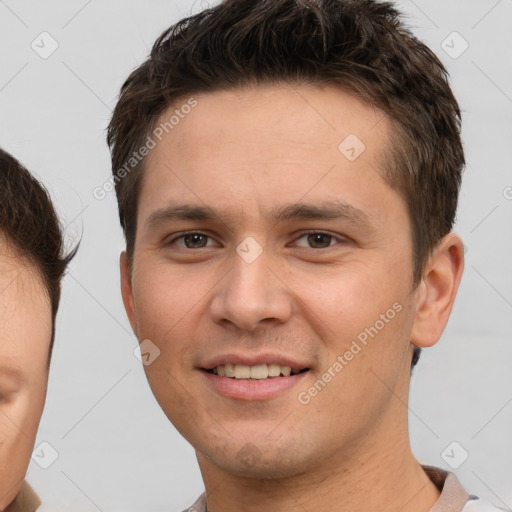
top-left (0, 1), bottom-right (511, 511)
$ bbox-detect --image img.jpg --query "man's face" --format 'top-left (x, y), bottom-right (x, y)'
top-left (0, 244), bottom-right (51, 507)
top-left (122, 85), bottom-right (421, 477)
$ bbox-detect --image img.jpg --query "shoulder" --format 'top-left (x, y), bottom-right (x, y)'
top-left (4, 481), bottom-right (41, 512)
top-left (420, 464), bottom-right (509, 512)
top-left (180, 492), bottom-right (207, 512)
top-left (462, 497), bottom-right (512, 512)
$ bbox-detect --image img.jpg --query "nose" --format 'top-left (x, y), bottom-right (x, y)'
top-left (209, 247), bottom-right (293, 332)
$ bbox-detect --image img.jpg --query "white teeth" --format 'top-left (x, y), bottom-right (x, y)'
top-left (234, 364), bottom-right (251, 379)
top-left (250, 364), bottom-right (268, 380)
top-left (211, 363), bottom-right (303, 379)
top-left (281, 366), bottom-right (291, 377)
top-left (268, 364), bottom-right (281, 377)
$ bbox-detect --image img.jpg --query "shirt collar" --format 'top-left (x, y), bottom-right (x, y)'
top-left (188, 464), bottom-right (470, 512)
top-left (422, 465), bottom-right (470, 512)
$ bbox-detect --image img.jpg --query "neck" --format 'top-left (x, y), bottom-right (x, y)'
top-left (196, 416), bottom-right (440, 512)
top-left (194, 363), bottom-right (441, 512)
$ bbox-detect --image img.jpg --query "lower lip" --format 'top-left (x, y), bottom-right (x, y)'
top-left (200, 369), bottom-right (309, 401)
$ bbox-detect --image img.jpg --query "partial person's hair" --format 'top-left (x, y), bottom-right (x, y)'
top-left (107, 0), bottom-right (465, 369)
top-left (0, 147), bottom-right (77, 355)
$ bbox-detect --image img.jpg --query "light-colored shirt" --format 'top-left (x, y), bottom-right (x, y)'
top-left (4, 481), bottom-right (41, 512)
top-left (181, 465), bottom-right (509, 512)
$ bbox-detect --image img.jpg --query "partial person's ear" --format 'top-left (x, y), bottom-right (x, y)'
top-left (120, 251), bottom-right (139, 338)
top-left (411, 233), bottom-right (464, 349)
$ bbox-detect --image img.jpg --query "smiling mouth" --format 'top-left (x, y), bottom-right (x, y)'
top-left (204, 363), bottom-right (310, 380)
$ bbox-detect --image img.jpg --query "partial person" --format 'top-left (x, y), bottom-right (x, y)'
top-left (0, 148), bottom-right (76, 512)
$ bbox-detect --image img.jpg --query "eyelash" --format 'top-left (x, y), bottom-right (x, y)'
top-left (167, 230), bottom-right (346, 249)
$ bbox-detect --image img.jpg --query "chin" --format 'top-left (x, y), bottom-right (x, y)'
top-left (197, 437), bottom-right (314, 480)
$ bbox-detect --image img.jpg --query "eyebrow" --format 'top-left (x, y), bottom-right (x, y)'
top-left (145, 200), bottom-right (374, 231)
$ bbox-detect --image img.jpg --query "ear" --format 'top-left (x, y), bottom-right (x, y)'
top-left (120, 251), bottom-right (139, 338)
top-left (410, 233), bottom-right (464, 348)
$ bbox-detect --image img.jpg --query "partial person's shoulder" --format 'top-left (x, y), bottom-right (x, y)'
top-left (4, 481), bottom-right (41, 512)
top-left (180, 492), bottom-right (207, 512)
top-left (462, 496), bottom-right (511, 512)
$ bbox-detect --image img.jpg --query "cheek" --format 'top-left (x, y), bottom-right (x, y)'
top-left (0, 395), bottom-right (43, 501)
top-left (132, 265), bottom-right (198, 397)
top-left (132, 260), bottom-right (216, 352)
top-left (134, 262), bottom-right (190, 324)
top-left (2, 388), bottom-right (46, 439)
top-left (291, 261), bottom-right (403, 335)
top-left (293, 266), bottom-right (413, 395)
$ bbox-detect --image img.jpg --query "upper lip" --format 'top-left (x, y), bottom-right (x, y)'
top-left (200, 353), bottom-right (311, 372)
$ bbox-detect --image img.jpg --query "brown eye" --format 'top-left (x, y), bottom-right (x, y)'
top-left (168, 232), bottom-right (214, 249)
top-left (182, 234), bottom-right (209, 248)
top-left (294, 231), bottom-right (343, 249)
top-left (306, 233), bottom-right (333, 248)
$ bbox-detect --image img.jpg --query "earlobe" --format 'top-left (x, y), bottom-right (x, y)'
top-left (120, 251), bottom-right (139, 338)
top-left (410, 233), bottom-right (465, 349)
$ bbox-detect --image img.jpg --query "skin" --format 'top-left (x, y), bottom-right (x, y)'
top-left (0, 242), bottom-right (52, 509)
top-left (121, 84), bottom-right (464, 512)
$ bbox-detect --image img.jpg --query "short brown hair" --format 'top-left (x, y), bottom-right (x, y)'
top-left (107, 0), bottom-right (465, 367)
top-left (0, 147), bottom-right (77, 355)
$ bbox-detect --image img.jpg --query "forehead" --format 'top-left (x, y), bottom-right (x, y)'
top-left (151, 84), bottom-right (388, 163)
top-left (0, 240), bottom-right (52, 366)
top-left (0, 239), bottom-right (45, 297)
top-left (137, 84), bottom-right (400, 228)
